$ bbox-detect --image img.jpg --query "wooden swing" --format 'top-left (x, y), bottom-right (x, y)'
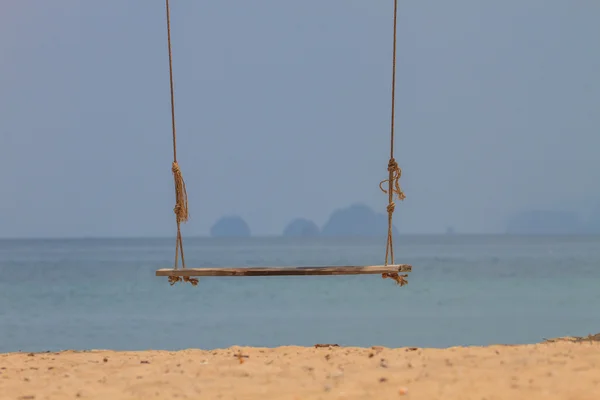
top-left (155, 0), bottom-right (412, 287)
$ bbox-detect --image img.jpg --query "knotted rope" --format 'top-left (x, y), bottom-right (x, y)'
top-left (172, 162), bottom-right (189, 224)
top-left (382, 272), bottom-right (408, 286)
top-left (171, 161), bottom-right (190, 273)
top-left (169, 275), bottom-right (198, 286)
top-left (164, 0), bottom-right (196, 286)
top-left (169, 162), bottom-right (196, 285)
top-left (379, 158), bottom-right (406, 267)
top-left (380, 0), bottom-right (408, 287)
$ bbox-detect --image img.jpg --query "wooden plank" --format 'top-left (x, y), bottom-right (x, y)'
top-left (156, 264), bottom-right (412, 277)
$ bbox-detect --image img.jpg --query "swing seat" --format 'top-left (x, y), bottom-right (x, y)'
top-left (156, 264), bottom-right (412, 277)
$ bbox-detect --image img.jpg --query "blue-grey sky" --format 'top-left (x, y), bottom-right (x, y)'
top-left (1, 0), bottom-right (599, 238)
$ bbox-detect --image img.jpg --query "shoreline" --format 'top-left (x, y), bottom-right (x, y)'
top-left (3, 333), bottom-right (599, 356)
top-left (1, 336), bottom-right (599, 399)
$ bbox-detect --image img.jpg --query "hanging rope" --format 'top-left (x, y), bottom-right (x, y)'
top-left (380, 0), bottom-right (407, 286)
top-left (164, 0), bottom-right (197, 286)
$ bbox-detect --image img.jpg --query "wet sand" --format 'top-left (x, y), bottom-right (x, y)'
top-left (1, 338), bottom-right (599, 400)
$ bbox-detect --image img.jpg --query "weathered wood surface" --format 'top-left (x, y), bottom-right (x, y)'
top-left (156, 265), bottom-right (412, 277)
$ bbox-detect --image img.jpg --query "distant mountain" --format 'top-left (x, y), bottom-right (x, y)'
top-left (282, 218), bottom-right (320, 237)
top-left (321, 203), bottom-right (399, 237)
top-left (210, 216), bottom-right (251, 237)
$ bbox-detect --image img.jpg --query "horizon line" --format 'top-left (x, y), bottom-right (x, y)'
top-left (1, 233), bottom-right (599, 241)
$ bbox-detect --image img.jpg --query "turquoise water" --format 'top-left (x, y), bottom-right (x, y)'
top-left (1, 235), bottom-right (599, 353)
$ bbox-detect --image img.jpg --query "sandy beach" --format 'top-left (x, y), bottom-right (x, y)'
top-left (1, 338), bottom-right (599, 400)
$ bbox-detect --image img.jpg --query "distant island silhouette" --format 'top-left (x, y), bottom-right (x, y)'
top-left (320, 203), bottom-right (399, 237)
top-left (210, 216), bottom-right (251, 237)
top-left (209, 204), bottom-right (401, 238)
top-left (282, 218), bottom-right (320, 237)
top-left (209, 202), bottom-right (600, 237)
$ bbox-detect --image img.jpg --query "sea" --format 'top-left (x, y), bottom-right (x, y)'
top-left (1, 235), bottom-right (599, 353)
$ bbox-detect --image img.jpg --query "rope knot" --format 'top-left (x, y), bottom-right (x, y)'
top-left (183, 276), bottom-right (199, 286)
top-left (382, 272), bottom-right (408, 286)
top-left (379, 158), bottom-right (406, 201)
top-left (168, 275), bottom-right (199, 286)
top-left (387, 202), bottom-right (396, 214)
top-left (171, 161), bottom-right (189, 223)
top-left (380, 157), bottom-right (406, 269)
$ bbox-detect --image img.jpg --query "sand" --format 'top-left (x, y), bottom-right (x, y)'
top-left (1, 339), bottom-right (599, 400)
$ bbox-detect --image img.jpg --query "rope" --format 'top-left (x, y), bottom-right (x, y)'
top-left (382, 272), bottom-right (408, 286)
top-left (172, 162), bottom-right (189, 224)
top-left (164, 0), bottom-right (195, 285)
top-left (379, 158), bottom-right (405, 263)
top-left (380, 0), bottom-right (407, 285)
top-left (169, 275), bottom-right (199, 286)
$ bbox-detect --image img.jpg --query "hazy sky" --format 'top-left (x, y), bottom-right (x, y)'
top-left (1, 0), bottom-right (599, 238)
